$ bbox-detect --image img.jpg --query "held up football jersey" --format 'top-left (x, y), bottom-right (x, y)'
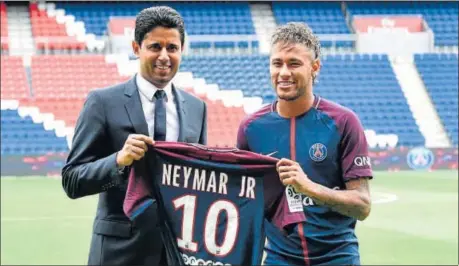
top-left (123, 142), bottom-right (285, 265)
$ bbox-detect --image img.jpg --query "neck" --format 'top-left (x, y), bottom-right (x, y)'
top-left (139, 72), bottom-right (167, 89)
top-left (277, 92), bottom-right (315, 118)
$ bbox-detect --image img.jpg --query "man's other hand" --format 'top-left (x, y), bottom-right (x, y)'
top-left (116, 134), bottom-right (155, 167)
top-left (277, 158), bottom-right (316, 195)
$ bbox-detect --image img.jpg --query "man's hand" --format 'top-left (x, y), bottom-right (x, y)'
top-left (277, 158), bottom-right (316, 195)
top-left (277, 158), bottom-right (372, 220)
top-left (116, 134), bottom-right (155, 167)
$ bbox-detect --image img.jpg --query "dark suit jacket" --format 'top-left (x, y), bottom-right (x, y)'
top-left (61, 75), bottom-right (207, 265)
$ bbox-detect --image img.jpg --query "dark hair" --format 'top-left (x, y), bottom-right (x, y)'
top-left (134, 6), bottom-right (185, 46)
top-left (271, 22), bottom-right (321, 60)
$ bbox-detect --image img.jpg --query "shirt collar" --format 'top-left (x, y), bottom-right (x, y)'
top-left (136, 74), bottom-right (173, 102)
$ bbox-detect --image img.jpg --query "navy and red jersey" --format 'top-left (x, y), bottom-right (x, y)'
top-left (237, 95), bottom-right (373, 265)
top-left (123, 142), bottom-right (284, 265)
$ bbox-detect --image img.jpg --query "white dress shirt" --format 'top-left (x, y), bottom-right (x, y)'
top-left (136, 74), bottom-right (180, 141)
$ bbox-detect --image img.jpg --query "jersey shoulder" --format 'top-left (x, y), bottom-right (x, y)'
top-left (316, 96), bottom-right (364, 134)
top-left (238, 103), bottom-right (273, 131)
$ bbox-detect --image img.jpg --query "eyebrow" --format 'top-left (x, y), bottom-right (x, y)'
top-left (147, 42), bottom-right (179, 48)
top-left (271, 58), bottom-right (303, 63)
top-left (147, 43), bottom-right (161, 48)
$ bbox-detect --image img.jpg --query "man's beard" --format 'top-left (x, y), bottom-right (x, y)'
top-left (277, 86), bottom-right (306, 102)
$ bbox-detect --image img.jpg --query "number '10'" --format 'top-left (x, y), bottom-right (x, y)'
top-left (173, 195), bottom-right (239, 257)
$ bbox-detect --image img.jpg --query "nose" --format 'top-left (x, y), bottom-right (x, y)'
top-left (158, 48), bottom-right (169, 62)
top-left (279, 64), bottom-right (291, 78)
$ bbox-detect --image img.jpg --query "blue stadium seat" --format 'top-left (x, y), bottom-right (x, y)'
top-left (55, 2), bottom-right (256, 36)
top-left (271, 2), bottom-right (352, 48)
top-left (1, 109), bottom-right (69, 155)
top-left (181, 54), bottom-right (425, 147)
top-left (414, 53), bottom-right (458, 145)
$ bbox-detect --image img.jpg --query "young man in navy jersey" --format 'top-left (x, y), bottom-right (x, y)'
top-left (237, 22), bottom-right (373, 265)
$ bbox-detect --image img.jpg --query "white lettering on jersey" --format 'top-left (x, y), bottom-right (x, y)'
top-left (238, 176), bottom-right (256, 199)
top-left (302, 187), bottom-right (340, 207)
top-left (163, 164), bottom-right (265, 197)
top-left (173, 165), bottom-right (180, 187)
top-left (218, 173), bottom-right (228, 195)
top-left (174, 196), bottom-right (239, 258)
top-left (193, 168), bottom-right (206, 191)
top-left (162, 164), bottom-right (172, 185)
top-left (183, 166), bottom-right (192, 188)
top-left (302, 196), bottom-right (315, 206)
top-left (354, 156), bottom-right (371, 167)
top-left (204, 200), bottom-right (239, 257)
top-left (206, 171), bottom-right (217, 193)
top-left (245, 176), bottom-right (256, 199)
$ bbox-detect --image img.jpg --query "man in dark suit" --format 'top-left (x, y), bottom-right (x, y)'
top-left (61, 6), bottom-right (207, 265)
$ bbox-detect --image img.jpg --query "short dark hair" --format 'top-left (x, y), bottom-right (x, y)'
top-left (271, 22), bottom-right (321, 60)
top-left (134, 6), bottom-right (185, 46)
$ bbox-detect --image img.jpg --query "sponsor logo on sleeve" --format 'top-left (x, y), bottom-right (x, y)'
top-left (354, 156), bottom-right (371, 167)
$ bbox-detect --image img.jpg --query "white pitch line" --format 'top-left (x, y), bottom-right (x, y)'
top-left (1, 216), bottom-right (93, 221)
top-left (372, 192), bottom-right (398, 204)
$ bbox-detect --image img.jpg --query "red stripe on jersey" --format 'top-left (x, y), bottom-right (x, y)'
top-left (290, 118), bottom-right (296, 160)
top-left (291, 118), bottom-right (310, 266)
top-left (298, 223), bottom-right (310, 266)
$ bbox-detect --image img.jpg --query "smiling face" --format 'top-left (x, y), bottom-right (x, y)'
top-left (270, 42), bottom-right (320, 102)
top-left (132, 26), bottom-right (183, 88)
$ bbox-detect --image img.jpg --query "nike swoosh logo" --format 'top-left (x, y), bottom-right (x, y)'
top-left (265, 151), bottom-right (278, 157)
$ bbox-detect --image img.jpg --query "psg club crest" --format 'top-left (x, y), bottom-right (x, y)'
top-left (309, 143), bottom-right (327, 162)
top-left (406, 147), bottom-right (435, 170)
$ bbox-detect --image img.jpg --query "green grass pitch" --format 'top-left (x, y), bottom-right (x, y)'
top-left (1, 170), bottom-right (458, 265)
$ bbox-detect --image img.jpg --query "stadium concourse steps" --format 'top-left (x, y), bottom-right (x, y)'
top-left (414, 53), bottom-right (458, 146)
top-left (346, 1), bottom-right (459, 46)
top-left (29, 2), bottom-right (85, 50)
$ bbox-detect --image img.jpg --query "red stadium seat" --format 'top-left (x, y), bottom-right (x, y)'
top-left (27, 55), bottom-right (131, 127)
top-left (1, 2), bottom-right (9, 50)
top-left (29, 3), bottom-right (86, 50)
top-left (0, 56), bottom-right (30, 100)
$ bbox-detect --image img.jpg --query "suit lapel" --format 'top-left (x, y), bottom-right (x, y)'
top-left (172, 84), bottom-right (187, 142)
top-left (124, 75), bottom-right (149, 136)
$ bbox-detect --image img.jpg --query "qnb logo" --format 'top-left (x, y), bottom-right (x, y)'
top-left (302, 196), bottom-right (315, 206)
top-left (354, 156), bottom-right (371, 167)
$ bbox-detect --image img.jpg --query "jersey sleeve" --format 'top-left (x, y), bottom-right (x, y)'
top-left (340, 112), bottom-right (373, 181)
top-left (236, 119), bottom-right (250, 151)
top-left (123, 164), bottom-right (157, 222)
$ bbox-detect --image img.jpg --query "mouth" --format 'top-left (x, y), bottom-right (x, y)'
top-left (277, 81), bottom-right (295, 89)
top-left (154, 65), bottom-right (171, 70)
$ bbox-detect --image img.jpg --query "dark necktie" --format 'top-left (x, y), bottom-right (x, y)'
top-left (154, 90), bottom-right (167, 141)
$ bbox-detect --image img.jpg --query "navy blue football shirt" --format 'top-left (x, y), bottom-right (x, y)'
top-left (237, 96), bottom-right (373, 266)
top-left (123, 142), bottom-right (284, 265)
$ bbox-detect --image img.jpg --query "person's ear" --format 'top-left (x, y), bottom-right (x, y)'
top-left (132, 40), bottom-right (140, 56)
